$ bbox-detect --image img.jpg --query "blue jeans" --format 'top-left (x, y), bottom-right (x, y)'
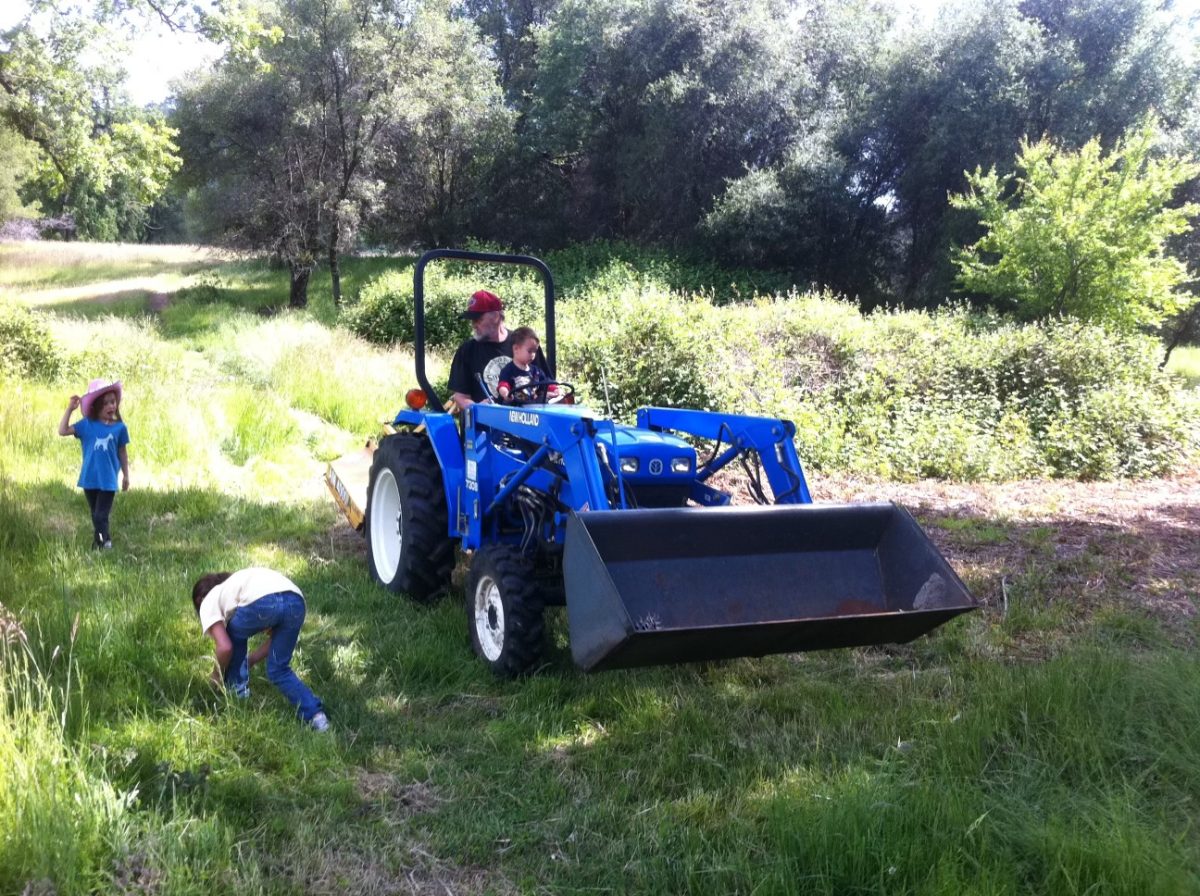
top-left (224, 591), bottom-right (323, 722)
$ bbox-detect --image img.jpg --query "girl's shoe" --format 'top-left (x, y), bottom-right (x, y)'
top-left (309, 712), bottom-right (330, 732)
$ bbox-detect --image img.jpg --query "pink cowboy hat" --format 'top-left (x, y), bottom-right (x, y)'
top-left (80, 378), bottom-right (123, 418)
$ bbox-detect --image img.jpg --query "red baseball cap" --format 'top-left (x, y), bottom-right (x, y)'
top-left (461, 289), bottom-right (503, 320)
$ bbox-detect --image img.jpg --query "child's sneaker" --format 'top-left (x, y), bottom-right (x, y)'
top-left (309, 712), bottom-right (330, 732)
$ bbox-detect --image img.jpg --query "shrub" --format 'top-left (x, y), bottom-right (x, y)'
top-left (726, 302), bottom-right (1195, 480)
top-left (342, 266), bottom-right (544, 349)
top-left (543, 240), bottom-right (794, 304)
top-left (340, 245), bottom-right (1196, 481)
top-left (1042, 381), bottom-right (1196, 479)
top-left (559, 290), bottom-right (720, 420)
top-left (0, 301), bottom-right (61, 380)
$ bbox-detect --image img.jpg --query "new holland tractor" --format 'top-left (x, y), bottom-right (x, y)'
top-left (326, 249), bottom-right (977, 677)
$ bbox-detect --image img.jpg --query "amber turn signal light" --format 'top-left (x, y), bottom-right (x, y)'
top-left (405, 388), bottom-right (428, 410)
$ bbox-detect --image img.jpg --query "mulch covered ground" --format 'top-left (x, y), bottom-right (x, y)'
top-left (810, 468), bottom-right (1200, 640)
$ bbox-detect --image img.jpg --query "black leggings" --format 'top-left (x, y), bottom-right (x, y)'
top-left (83, 489), bottom-right (115, 546)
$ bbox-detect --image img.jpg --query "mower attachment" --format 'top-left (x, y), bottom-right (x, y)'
top-left (564, 503), bottom-right (977, 672)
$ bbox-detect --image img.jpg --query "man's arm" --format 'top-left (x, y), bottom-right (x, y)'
top-left (452, 391), bottom-right (474, 411)
top-left (206, 621), bottom-right (234, 687)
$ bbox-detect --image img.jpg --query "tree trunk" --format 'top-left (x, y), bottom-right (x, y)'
top-left (1161, 301), bottom-right (1200, 368)
top-left (289, 264), bottom-right (312, 309)
top-left (328, 240), bottom-right (342, 307)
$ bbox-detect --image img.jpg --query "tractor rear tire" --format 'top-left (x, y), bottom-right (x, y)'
top-left (467, 545), bottom-right (545, 678)
top-left (365, 432), bottom-right (455, 603)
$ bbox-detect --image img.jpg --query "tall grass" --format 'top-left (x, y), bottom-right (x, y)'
top-left (0, 636), bottom-right (130, 893)
top-left (1167, 345), bottom-right (1200, 388)
top-left (0, 241), bottom-right (225, 292)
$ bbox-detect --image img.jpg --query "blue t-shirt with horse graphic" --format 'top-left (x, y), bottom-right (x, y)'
top-left (73, 418), bottom-right (130, 491)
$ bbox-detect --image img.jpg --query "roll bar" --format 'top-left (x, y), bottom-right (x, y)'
top-left (413, 248), bottom-right (557, 411)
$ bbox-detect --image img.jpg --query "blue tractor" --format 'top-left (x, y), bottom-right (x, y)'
top-left (327, 249), bottom-right (977, 677)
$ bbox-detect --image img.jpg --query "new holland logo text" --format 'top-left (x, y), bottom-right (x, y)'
top-left (509, 410), bottom-right (540, 427)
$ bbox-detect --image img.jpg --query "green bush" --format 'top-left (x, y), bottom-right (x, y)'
top-left (543, 240), bottom-right (794, 304)
top-left (338, 246), bottom-right (1196, 481)
top-left (341, 265), bottom-right (544, 348)
top-left (0, 301), bottom-right (61, 380)
top-left (559, 290), bottom-right (720, 420)
top-left (706, 300), bottom-right (1194, 481)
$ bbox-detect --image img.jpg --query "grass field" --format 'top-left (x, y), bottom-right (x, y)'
top-left (1167, 345), bottom-right (1200, 388)
top-left (2, 242), bottom-right (1198, 895)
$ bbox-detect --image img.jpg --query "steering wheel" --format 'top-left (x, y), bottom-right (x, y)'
top-left (505, 381), bottom-right (575, 406)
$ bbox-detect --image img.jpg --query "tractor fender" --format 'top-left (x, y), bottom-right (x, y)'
top-left (393, 409), bottom-right (466, 538)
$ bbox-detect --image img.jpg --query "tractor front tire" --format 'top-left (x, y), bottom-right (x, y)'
top-left (467, 545), bottom-right (545, 678)
top-left (365, 432), bottom-right (455, 603)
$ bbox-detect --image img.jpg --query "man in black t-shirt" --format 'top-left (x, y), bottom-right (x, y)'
top-left (447, 289), bottom-right (549, 410)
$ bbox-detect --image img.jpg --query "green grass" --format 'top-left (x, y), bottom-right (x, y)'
top-left (1166, 345), bottom-right (1200, 389)
top-left (0, 241), bottom-right (223, 292)
top-left (2, 242), bottom-right (1198, 894)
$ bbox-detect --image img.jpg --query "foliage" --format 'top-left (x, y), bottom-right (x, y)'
top-left (819, 311), bottom-right (1197, 480)
top-left (341, 260), bottom-right (544, 350)
top-left (543, 240), bottom-right (793, 303)
top-left (7, 0), bottom-right (1200, 320)
top-left (372, 0), bottom-right (514, 247)
top-left (0, 123), bottom-right (40, 220)
top-left (174, 0), bottom-right (508, 306)
top-left (559, 288), bottom-right (720, 418)
top-left (705, 0), bottom-right (1200, 307)
top-left (951, 121), bottom-right (1200, 330)
top-left (0, 299), bottom-right (60, 379)
top-left (339, 242), bottom-right (1197, 480)
top-left (0, 11), bottom-right (181, 239)
top-left (701, 134), bottom-right (893, 303)
top-left (511, 0), bottom-right (805, 246)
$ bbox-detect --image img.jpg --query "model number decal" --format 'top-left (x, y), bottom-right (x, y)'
top-left (509, 410), bottom-right (540, 427)
top-left (466, 459), bottom-right (478, 492)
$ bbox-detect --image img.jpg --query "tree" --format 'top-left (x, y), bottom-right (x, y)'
top-left (176, 0), bottom-right (505, 305)
top-left (0, 123), bottom-right (40, 222)
top-left (1, 10), bottom-right (181, 238)
top-left (705, 0), bottom-right (1199, 307)
top-left (175, 0), bottom-right (413, 307)
top-left (950, 121), bottom-right (1199, 332)
top-left (513, 0), bottom-right (806, 245)
top-left (372, 0), bottom-right (513, 247)
top-left (174, 61), bottom-right (327, 307)
top-left (290, 0), bottom-right (406, 304)
top-left (459, 0), bottom-right (561, 105)
top-left (701, 0), bottom-right (896, 301)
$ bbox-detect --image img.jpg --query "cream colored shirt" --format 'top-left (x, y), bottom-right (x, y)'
top-left (198, 568), bottom-right (303, 635)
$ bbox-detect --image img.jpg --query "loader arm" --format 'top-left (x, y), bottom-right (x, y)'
top-left (636, 407), bottom-right (812, 504)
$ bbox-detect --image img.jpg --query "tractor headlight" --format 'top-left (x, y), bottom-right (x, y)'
top-left (671, 457), bottom-right (692, 474)
top-left (620, 457), bottom-right (639, 473)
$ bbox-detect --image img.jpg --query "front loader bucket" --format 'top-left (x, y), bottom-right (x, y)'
top-left (563, 503), bottom-right (977, 672)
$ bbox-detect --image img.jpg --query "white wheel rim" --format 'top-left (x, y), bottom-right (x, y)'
top-left (370, 468), bottom-right (403, 581)
top-left (473, 575), bottom-right (505, 661)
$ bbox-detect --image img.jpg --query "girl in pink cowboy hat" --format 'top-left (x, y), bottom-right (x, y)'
top-left (57, 378), bottom-right (131, 550)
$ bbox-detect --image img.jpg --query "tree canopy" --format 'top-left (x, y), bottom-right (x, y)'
top-left (2, 0), bottom-right (1197, 316)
